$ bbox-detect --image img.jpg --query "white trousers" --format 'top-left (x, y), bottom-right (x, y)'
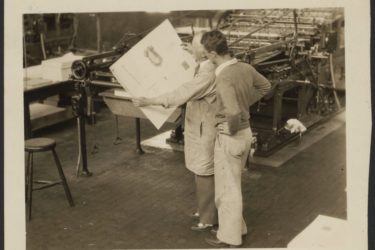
top-left (214, 128), bottom-right (252, 246)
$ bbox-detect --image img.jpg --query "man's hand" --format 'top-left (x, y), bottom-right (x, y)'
top-left (132, 97), bottom-right (151, 107)
top-left (217, 122), bottom-right (231, 135)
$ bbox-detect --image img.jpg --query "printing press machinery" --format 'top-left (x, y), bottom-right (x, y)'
top-left (69, 8), bottom-right (345, 175)
top-left (218, 8), bottom-right (345, 155)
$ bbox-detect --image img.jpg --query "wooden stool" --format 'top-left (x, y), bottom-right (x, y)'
top-left (25, 138), bottom-right (74, 221)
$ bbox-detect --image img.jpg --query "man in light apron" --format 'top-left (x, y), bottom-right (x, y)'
top-left (133, 31), bottom-right (218, 231)
top-left (201, 30), bottom-right (271, 247)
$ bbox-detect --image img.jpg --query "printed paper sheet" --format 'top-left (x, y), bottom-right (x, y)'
top-left (110, 19), bottom-right (197, 129)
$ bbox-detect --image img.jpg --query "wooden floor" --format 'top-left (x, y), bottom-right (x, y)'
top-left (26, 108), bottom-right (346, 249)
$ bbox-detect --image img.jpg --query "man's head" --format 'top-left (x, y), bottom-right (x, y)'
top-left (191, 32), bottom-right (207, 62)
top-left (200, 30), bottom-right (230, 64)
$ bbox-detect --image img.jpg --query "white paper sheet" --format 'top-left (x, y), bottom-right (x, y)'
top-left (110, 19), bottom-right (197, 129)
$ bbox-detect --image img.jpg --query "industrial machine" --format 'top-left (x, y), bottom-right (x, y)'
top-left (69, 35), bottom-right (141, 176)
top-left (216, 8), bottom-right (345, 155)
top-left (23, 14), bottom-right (76, 67)
top-left (70, 8), bottom-right (345, 162)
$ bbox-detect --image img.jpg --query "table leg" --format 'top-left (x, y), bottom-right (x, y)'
top-left (135, 118), bottom-right (144, 154)
top-left (72, 92), bottom-right (92, 177)
top-left (78, 115), bottom-right (92, 177)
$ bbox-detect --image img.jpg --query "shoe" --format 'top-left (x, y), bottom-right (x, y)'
top-left (191, 223), bottom-right (214, 232)
top-left (189, 212), bottom-right (200, 220)
top-left (205, 236), bottom-right (239, 248)
top-left (210, 228), bottom-right (218, 235)
top-left (211, 228), bottom-right (247, 237)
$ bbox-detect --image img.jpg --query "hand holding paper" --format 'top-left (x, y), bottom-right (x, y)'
top-left (132, 97), bottom-right (154, 107)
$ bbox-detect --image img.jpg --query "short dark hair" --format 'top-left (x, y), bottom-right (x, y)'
top-left (200, 30), bottom-right (229, 56)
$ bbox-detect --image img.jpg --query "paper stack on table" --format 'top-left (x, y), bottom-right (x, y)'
top-left (110, 19), bottom-right (197, 129)
top-left (41, 52), bottom-right (83, 81)
top-left (23, 77), bottom-right (53, 90)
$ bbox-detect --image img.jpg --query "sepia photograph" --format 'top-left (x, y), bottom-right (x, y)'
top-left (4, 0), bottom-right (371, 250)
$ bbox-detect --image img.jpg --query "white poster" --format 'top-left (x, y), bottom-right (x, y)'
top-left (110, 19), bottom-right (197, 129)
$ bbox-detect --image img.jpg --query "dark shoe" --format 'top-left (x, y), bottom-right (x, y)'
top-left (189, 212), bottom-right (200, 220)
top-left (191, 223), bottom-right (214, 232)
top-left (205, 236), bottom-right (239, 248)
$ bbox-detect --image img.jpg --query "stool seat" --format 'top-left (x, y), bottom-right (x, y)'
top-left (25, 137), bottom-right (74, 221)
top-left (25, 138), bottom-right (56, 152)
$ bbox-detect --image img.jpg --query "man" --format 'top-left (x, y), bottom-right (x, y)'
top-left (200, 30), bottom-right (271, 247)
top-left (132, 31), bottom-right (218, 231)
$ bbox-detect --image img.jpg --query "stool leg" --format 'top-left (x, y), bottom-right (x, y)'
top-left (51, 149), bottom-right (74, 207)
top-left (27, 153), bottom-right (34, 221)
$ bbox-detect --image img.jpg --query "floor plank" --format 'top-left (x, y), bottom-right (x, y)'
top-left (25, 107), bottom-right (346, 249)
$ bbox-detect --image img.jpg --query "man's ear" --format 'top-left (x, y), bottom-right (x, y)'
top-left (207, 51), bottom-right (218, 59)
top-left (209, 51), bottom-right (218, 56)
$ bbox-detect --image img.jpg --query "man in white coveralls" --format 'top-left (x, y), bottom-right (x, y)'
top-left (133, 31), bottom-right (218, 232)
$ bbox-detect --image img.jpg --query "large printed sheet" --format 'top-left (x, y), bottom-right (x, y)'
top-left (110, 19), bottom-right (197, 129)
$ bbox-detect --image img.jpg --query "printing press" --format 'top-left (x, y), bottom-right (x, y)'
top-left (217, 8), bottom-right (345, 155)
top-left (69, 8), bottom-right (345, 169)
top-left (69, 34), bottom-right (143, 176)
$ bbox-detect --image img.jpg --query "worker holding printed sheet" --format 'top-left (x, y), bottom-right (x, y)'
top-left (133, 31), bottom-right (218, 232)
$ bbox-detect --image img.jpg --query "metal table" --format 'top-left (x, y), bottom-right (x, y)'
top-left (24, 79), bottom-right (74, 139)
top-left (100, 90), bottom-right (181, 154)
